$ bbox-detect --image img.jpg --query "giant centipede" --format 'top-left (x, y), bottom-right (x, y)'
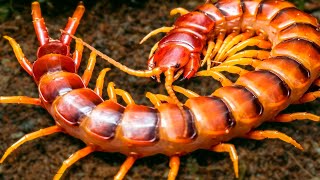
top-left (1, 0), bottom-right (320, 179)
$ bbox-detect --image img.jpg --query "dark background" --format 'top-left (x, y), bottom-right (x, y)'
top-left (0, 0), bottom-right (319, 179)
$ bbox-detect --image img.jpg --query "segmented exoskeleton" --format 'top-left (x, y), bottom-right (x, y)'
top-left (1, 0), bottom-right (320, 179)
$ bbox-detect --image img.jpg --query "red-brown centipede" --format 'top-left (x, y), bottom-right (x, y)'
top-left (1, 0), bottom-right (320, 179)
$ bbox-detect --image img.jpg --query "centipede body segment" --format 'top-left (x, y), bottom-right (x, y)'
top-left (1, 0), bottom-right (320, 179)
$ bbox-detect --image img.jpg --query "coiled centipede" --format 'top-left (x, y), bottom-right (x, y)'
top-left (1, 0), bottom-right (320, 179)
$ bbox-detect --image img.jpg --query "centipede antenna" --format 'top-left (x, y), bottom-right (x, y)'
top-left (60, 30), bottom-right (163, 78)
top-left (60, 1), bottom-right (85, 45)
top-left (31, 1), bottom-right (49, 46)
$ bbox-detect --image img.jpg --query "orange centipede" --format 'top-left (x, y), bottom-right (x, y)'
top-left (1, 0), bottom-right (320, 180)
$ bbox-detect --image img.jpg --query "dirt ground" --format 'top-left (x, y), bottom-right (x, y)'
top-left (0, 0), bottom-right (320, 179)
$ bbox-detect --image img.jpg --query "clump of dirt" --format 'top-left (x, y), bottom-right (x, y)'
top-left (0, 0), bottom-right (319, 179)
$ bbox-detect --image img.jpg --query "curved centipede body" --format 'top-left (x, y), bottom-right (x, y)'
top-left (1, 0), bottom-right (320, 179)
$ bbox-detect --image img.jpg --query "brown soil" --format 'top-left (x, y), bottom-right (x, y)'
top-left (0, 1), bottom-right (319, 180)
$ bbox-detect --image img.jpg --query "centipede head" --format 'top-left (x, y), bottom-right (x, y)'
top-left (148, 44), bottom-right (200, 80)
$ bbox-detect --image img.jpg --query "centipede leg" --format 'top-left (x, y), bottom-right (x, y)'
top-left (211, 143), bottom-right (239, 178)
top-left (209, 32), bottom-right (225, 61)
top-left (114, 156), bottom-right (137, 180)
top-left (221, 58), bottom-right (261, 68)
top-left (170, 7), bottom-right (189, 16)
top-left (272, 112), bottom-right (320, 123)
top-left (211, 65), bottom-right (248, 76)
top-left (213, 32), bottom-right (239, 62)
top-left (201, 40), bottom-right (215, 70)
top-left (172, 85), bottom-right (200, 98)
top-left (107, 82), bottom-right (135, 105)
top-left (215, 31), bottom-right (254, 62)
top-left (294, 91), bottom-right (320, 104)
top-left (73, 38), bottom-right (84, 70)
top-left (0, 96), bottom-right (42, 106)
top-left (82, 51), bottom-right (97, 86)
top-left (94, 68), bottom-right (111, 97)
top-left (222, 37), bottom-right (272, 60)
top-left (140, 26), bottom-right (174, 44)
top-left (168, 156), bottom-right (180, 180)
top-left (226, 50), bottom-right (270, 61)
top-left (0, 125), bottom-right (61, 163)
top-left (54, 146), bottom-right (95, 180)
top-left (146, 92), bottom-right (162, 107)
top-left (114, 88), bottom-right (135, 105)
top-left (3, 36), bottom-right (33, 75)
top-left (244, 130), bottom-right (303, 150)
top-left (146, 92), bottom-right (175, 104)
top-left (196, 70), bottom-right (232, 87)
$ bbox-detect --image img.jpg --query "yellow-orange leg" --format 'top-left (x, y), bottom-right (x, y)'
top-left (170, 7), bottom-right (189, 16)
top-left (244, 130), bottom-right (303, 150)
top-left (168, 156), bottom-right (180, 180)
top-left (201, 40), bottom-right (215, 70)
top-left (114, 156), bottom-right (137, 180)
top-left (272, 112), bottom-right (320, 123)
top-left (140, 26), bottom-right (174, 44)
top-left (213, 32), bottom-right (239, 62)
top-left (106, 82), bottom-right (135, 105)
top-left (146, 91), bottom-right (175, 105)
top-left (94, 68), bottom-right (111, 97)
top-left (211, 65), bottom-right (248, 76)
top-left (54, 146), bottom-right (95, 180)
top-left (222, 37), bottom-right (272, 61)
top-left (211, 143), bottom-right (239, 178)
top-left (0, 125), bottom-right (61, 163)
top-left (295, 91), bottom-right (320, 104)
top-left (73, 38), bottom-right (84, 70)
top-left (214, 31), bottom-right (255, 62)
top-left (146, 92), bottom-right (163, 107)
top-left (0, 96), bottom-right (41, 106)
top-left (3, 36), bottom-right (33, 76)
top-left (82, 51), bottom-right (97, 86)
top-left (221, 58), bottom-right (261, 68)
top-left (226, 50), bottom-right (270, 61)
top-left (196, 70), bottom-right (232, 87)
top-left (209, 32), bottom-right (225, 60)
top-left (173, 85), bottom-right (200, 98)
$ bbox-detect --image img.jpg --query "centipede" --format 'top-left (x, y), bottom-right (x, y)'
top-left (0, 0), bottom-right (319, 179)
